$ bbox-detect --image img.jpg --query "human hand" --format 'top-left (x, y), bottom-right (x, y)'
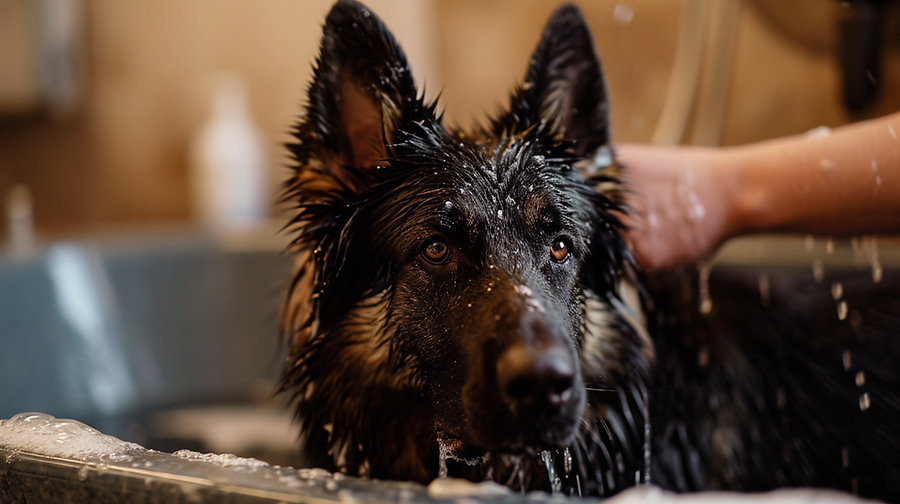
top-left (615, 144), bottom-right (741, 272)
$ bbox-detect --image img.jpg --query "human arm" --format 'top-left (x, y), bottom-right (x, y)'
top-left (616, 111), bottom-right (900, 271)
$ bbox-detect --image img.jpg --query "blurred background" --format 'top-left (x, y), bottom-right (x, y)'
top-left (1, 0), bottom-right (899, 237)
top-left (1, 0), bottom-right (899, 465)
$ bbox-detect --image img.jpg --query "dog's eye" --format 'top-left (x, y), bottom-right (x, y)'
top-left (550, 238), bottom-right (570, 263)
top-left (423, 238), bottom-right (449, 264)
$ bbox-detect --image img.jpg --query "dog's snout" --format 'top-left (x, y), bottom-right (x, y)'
top-left (496, 343), bottom-right (576, 411)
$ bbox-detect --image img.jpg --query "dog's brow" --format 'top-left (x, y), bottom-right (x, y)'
top-left (523, 191), bottom-right (551, 229)
top-left (437, 201), bottom-right (466, 233)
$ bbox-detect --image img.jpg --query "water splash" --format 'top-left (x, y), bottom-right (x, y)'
top-left (438, 443), bottom-right (448, 478)
top-left (562, 447), bottom-right (572, 475)
top-left (540, 450), bottom-right (561, 494)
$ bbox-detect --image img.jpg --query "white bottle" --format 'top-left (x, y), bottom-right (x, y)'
top-left (190, 74), bottom-right (269, 231)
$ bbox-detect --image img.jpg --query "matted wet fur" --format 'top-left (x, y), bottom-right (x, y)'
top-left (280, 1), bottom-right (900, 500)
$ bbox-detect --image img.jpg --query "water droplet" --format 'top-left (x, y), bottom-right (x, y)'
top-left (855, 371), bottom-right (865, 387)
top-left (812, 259), bottom-right (824, 282)
top-left (859, 392), bottom-right (870, 411)
top-left (758, 274), bottom-right (770, 306)
top-left (831, 282), bottom-right (843, 300)
top-left (77, 466), bottom-right (89, 482)
top-left (850, 309), bottom-right (862, 327)
top-left (806, 125), bottom-right (832, 138)
top-left (686, 192), bottom-right (705, 222)
top-left (804, 235), bottom-right (815, 252)
top-left (862, 236), bottom-right (882, 283)
top-left (842, 447), bottom-right (849, 468)
top-left (843, 350), bottom-right (852, 371)
top-left (838, 301), bottom-right (848, 320)
top-left (889, 124), bottom-right (897, 139)
top-left (613, 3), bottom-right (635, 24)
top-left (697, 346), bottom-right (710, 368)
top-left (698, 261), bottom-right (712, 315)
top-left (826, 237), bottom-right (834, 255)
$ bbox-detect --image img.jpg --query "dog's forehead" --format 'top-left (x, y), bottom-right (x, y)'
top-left (439, 145), bottom-right (564, 229)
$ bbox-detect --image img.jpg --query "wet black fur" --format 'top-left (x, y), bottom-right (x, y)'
top-left (280, 1), bottom-right (900, 500)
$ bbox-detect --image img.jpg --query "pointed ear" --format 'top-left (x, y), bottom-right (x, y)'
top-left (495, 4), bottom-right (610, 157)
top-left (290, 0), bottom-right (419, 190)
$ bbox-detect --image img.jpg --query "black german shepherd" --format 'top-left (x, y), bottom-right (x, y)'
top-left (280, 1), bottom-right (900, 500)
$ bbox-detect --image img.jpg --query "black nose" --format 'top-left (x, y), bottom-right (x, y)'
top-left (496, 343), bottom-right (576, 412)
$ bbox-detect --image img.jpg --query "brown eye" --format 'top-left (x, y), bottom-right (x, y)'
top-left (550, 238), bottom-right (570, 263)
top-left (423, 238), bottom-right (449, 264)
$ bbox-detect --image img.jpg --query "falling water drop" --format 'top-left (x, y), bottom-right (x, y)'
top-left (698, 261), bottom-right (712, 315)
top-left (540, 450), bottom-right (561, 494)
top-left (613, 3), bottom-right (635, 24)
top-left (859, 393), bottom-right (871, 411)
top-left (838, 301), bottom-right (848, 320)
top-left (851, 236), bottom-right (864, 266)
top-left (855, 371), bottom-right (865, 387)
top-left (843, 350), bottom-right (852, 371)
top-left (826, 237), bottom-right (834, 255)
top-left (866, 236), bottom-right (882, 283)
top-left (804, 235), bottom-right (815, 253)
top-left (831, 282), bottom-right (843, 300)
top-left (812, 259), bottom-right (825, 283)
top-left (437, 441), bottom-right (449, 478)
top-left (758, 274), bottom-right (770, 306)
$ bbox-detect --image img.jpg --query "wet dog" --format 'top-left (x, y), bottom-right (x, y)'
top-left (280, 1), bottom-right (900, 500)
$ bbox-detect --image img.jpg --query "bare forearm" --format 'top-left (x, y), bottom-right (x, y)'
top-left (618, 111), bottom-right (900, 271)
top-left (731, 112), bottom-right (900, 237)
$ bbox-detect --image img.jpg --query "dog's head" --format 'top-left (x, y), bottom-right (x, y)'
top-left (282, 0), bottom-right (645, 488)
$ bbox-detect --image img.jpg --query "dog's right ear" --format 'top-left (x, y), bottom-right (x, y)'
top-left (289, 0), bottom-right (420, 195)
top-left (493, 4), bottom-right (609, 158)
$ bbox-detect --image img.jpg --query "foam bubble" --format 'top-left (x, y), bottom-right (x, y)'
top-left (0, 413), bottom-right (142, 462)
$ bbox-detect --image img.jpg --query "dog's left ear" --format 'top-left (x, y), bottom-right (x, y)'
top-left (495, 4), bottom-right (609, 156)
